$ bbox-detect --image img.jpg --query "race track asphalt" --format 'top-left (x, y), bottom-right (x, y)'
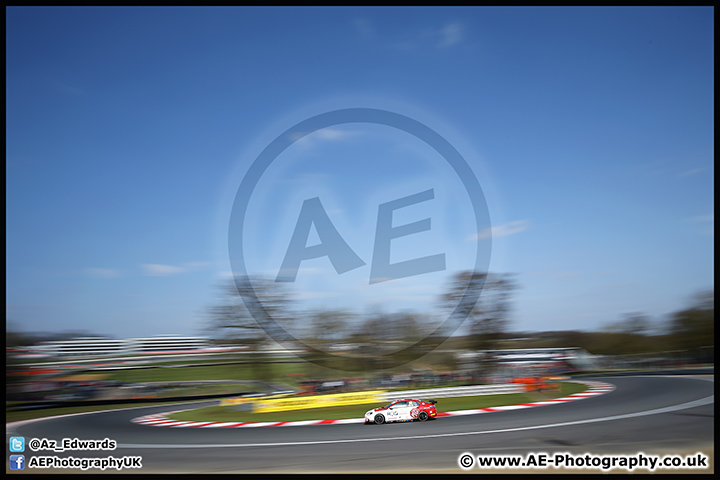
top-left (6, 374), bottom-right (714, 474)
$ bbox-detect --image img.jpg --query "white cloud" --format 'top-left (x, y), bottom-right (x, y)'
top-left (354, 18), bottom-right (375, 38)
top-left (472, 220), bottom-right (530, 240)
top-left (360, 19), bottom-right (465, 52)
top-left (689, 213), bottom-right (714, 223)
top-left (438, 22), bottom-right (463, 48)
top-left (687, 213), bottom-right (714, 235)
top-left (141, 264), bottom-right (186, 276)
top-left (183, 261), bottom-right (215, 269)
top-left (678, 167), bottom-right (706, 177)
top-left (553, 271), bottom-right (581, 279)
top-left (315, 128), bottom-right (356, 140)
top-left (86, 268), bottom-right (122, 279)
top-left (140, 261), bottom-right (215, 276)
top-left (291, 127), bottom-right (360, 148)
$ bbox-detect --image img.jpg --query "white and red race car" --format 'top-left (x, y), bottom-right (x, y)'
top-left (364, 398), bottom-right (438, 424)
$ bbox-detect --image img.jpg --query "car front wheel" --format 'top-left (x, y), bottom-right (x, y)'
top-left (374, 414), bottom-right (385, 425)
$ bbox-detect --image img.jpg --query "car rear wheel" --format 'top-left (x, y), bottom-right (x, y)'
top-left (418, 411), bottom-right (428, 422)
top-left (374, 414), bottom-right (385, 425)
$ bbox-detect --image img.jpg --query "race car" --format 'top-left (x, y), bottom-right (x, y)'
top-left (364, 398), bottom-right (437, 424)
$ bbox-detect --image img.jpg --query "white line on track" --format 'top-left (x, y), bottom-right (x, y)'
top-left (118, 393), bottom-right (714, 449)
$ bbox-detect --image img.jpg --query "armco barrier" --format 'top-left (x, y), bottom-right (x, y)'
top-left (379, 384), bottom-right (525, 402)
top-left (131, 380), bottom-right (616, 428)
top-left (219, 384), bottom-right (525, 413)
top-left (220, 392), bottom-right (291, 408)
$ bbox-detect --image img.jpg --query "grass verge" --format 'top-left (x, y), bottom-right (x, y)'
top-left (167, 382), bottom-right (588, 423)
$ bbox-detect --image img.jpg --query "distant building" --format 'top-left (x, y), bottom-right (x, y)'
top-left (457, 347), bottom-right (598, 372)
top-left (129, 335), bottom-right (210, 354)
top-left (18, 335), bottom-right (210, 358)
top-left (28, 337), bottom-right (132, 358)
top-left (489, 347), bottom-right (598, 371)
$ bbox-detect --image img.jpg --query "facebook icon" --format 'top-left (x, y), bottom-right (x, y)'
top-left (9, 454), bottom-right (25, 470)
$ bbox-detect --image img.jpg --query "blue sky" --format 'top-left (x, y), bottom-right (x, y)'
top-left (6, 7), bottom-right (714, 341)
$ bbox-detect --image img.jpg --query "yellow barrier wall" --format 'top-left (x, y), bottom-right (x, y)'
top-left (254, 390), bottom-right (387, 413)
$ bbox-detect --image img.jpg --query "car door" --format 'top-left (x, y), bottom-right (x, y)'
top-left (389, 401), bottom-right (412, 421)
top-left (407, 400), bottom-right (421, 419)
top-left (384, 401), bottom-right (402, 422)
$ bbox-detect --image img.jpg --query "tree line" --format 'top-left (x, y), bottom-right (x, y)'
top-left (205, 271), bottom-right (714, 358)
top-left (6, 272), bottom-right (712, 361)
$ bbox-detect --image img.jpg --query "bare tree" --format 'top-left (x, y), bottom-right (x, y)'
top-left (622, 312), bottom-right (651, 336)
top-left (604, 312), bottom-right (652, 336)
top-left (206, 276), bottom-right (295, 347)
top-left (307, 309), bottom-right (351, 348)
top-left (390, 311), bottom-right (427, 343)
top-left (440, 271), bottom-right (518, 351)
top-left (669, 290), bottom-right (714, 350)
